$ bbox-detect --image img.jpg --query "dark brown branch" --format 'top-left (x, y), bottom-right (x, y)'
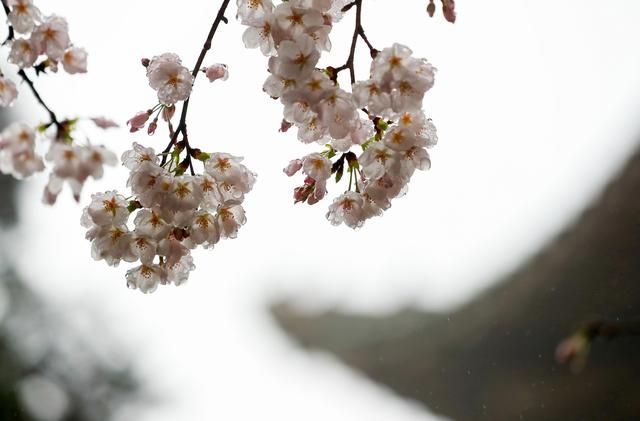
top-left (0, 0), bottom-right (14, 44)
top-left (17, 69), bottom-right (62, 131)
top-left (333, 0), bottom-right (377, 86)
top-left (160, 0), bottom-right (231, 170)
top-left (1, 0), bottom-right (64, 138)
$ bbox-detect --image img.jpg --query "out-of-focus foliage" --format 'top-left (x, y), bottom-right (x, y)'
top-left (0, 150), bottom-right (140, 420)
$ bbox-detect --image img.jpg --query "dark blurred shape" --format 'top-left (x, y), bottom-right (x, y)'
top-left (0, 172), bottom-right (18, 226)
top-left (273, 147), bottom-right (640, 420)
top-left (0, 170), bottom-right (140, 421)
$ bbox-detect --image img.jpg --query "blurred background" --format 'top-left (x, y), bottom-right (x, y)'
top-left (0, 0), bottom-right (639, 419)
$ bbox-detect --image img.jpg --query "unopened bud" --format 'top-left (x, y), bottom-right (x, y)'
top-left (325, 66), bottom-right (338, 82)
top-left (345, 152), bottom-right (359, 169)
top-left (293, 184), bottom-right (313, 204)
top-left (141, 58), bottom-right (150, 67)
top-left (175, 140), bottom-right (186, 153)
top-left (172, 227), bottom-right (189, 241)
top-left (283, 159), bottom-right (303, 176)
top-left (175, 158), bottom-right (189, 176)
top-left (192, 149), bottom-right (211, 161)
top-left (126, 110), bottom-right (152, 133)
top-left (204, 63), bottom-right (229, 82)
top-left (162, 105), bottom-right (176, 121)
top-left (427, 0), bottom-right (436, 17)
top-left (279, 119), bottom-right (293, 133)
top-left (147, 118), bottom-right (158, 135)
top-left (442, 0), bottom-right (456, 23)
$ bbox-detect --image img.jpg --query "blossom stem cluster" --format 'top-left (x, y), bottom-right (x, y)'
top-left (0, 0), bottom-right (118, 204)
top-left (87, 0), bottom-right (256, 293)
top-left (238, 0), bottom-right (439, 229)
top-left (331, 0), bottom-right (375, 85)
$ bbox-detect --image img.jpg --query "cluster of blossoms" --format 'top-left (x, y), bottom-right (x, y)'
top-left (0, 120), bottom-right (117, 206)
top-left (0, 122), bottom-right (43, 178)
top-left (127, 53), bottom-right (229, 134)
top-left (42, 133), bottom-right (118, 204)
top-left (1, 0), bottom-right (88, 106)
top-left (0, 0), bottom-right (117, 204)
top-left (82, 143), bottom-right (255, 293)
top-left (84, 48), bottom-right (256, 293)
top-left (237, 0), bottom-right (438, 228)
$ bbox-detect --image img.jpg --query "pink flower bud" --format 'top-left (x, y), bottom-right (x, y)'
top-left (147, 118), bottom-right (158, 135)
top-left (427, 0), bottom-right (436, 17)
top-left (127, 110), bottom-right (151, 133)
top-left (162, 105), bottom-right (176, 122)
top-left (279, 119), bottom-right (293, 133)
top-left (442, 0), bottom-right (456, 23)
top-left (141, 58), bottom-right (150, 67)
top-left (283, 159), bottom-right (303, 176)
top-left (204, 64), bottom-right (228, 82)
top-left (293, 186), bottom-right (311, 204)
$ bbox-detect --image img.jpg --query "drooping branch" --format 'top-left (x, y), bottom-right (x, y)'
top-left (1, 0), bottom-right (64, 138)
top-left (332, 0), bottom-right (377, 85)
top-left (17, 69), bottom-right (62, 132)
top-left (0, 0), bottom-right (14, 44)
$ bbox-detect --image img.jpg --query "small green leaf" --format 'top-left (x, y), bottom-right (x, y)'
top-left (127, 200), bottom-right (142, 213)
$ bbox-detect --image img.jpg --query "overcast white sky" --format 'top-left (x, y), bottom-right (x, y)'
top-left (4, 1), bottom-right (640, 420)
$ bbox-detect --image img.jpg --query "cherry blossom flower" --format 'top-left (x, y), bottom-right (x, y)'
top-left (125, 264), bottom-right (164, 294)
top-left (326, 192), bottom-right (366, 229)
top-left (61, 46), bottom-right (88, 74)
top-left (82, 190), bottom-right (129, 227)
top-left (146, 53), bottom-right (194, 105)
top-left (7, 0), bottom-right (41, 34)
top-left (270, 34), bottom-right (320, 80)
top-left (8, 38), bottom-right (38, 68)
top-left (241, 13), bottom-right (277, 56)
top-left (0, 77), bottom-right (18, 107)
top-left (31, 15), bottom-right (70, 60)
top-left (236, 0), bottom-right (274, 24)
top-left (0, 122), bottom-right (44, 179)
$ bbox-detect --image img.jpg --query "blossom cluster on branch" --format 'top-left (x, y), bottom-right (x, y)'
top-left (81, 143), bottom-right (255, 293)
top-left (0, 0), bottom-right (118, 204)
top-left (83, 1), bottom-right (259, 293)
top-left (0, 0), bottom-right (453, 292)
top-left (238, 0), bottom-right (438, 229)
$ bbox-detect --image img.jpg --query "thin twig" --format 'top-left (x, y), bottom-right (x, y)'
top-left (1, 0), bottom-right (64, 138)
top-left (160, 0), bottom-right (231, 169)
top-left (17, 69), bottom-right (62, 130)
top-left (333, 0), bottom-right (377, 86)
